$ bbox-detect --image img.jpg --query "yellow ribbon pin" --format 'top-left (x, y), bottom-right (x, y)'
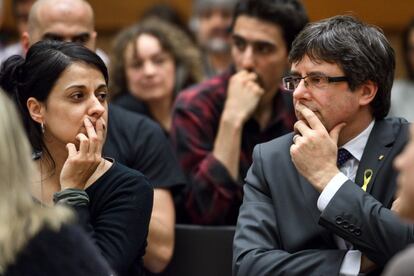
top-left (362, 169), bottom-right (373, 192)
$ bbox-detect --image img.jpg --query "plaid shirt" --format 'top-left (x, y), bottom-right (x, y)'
top-left (171, 69), bottom-right (296, 225)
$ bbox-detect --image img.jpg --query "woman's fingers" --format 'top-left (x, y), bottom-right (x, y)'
top-left (84, 118), bottom-right (98, 154)
top-left (60, 118), bottom-right (106, 190)
top-left (72, 117), bottom-right (106, 158)
top-left (66, 143), bottom-right (77, 157)
top-left (95, 117), bottom-right (105, 154)
top-left (72, 117), bottom-right (106, 159)
top-left (76, 133), bottom-right (89, 155)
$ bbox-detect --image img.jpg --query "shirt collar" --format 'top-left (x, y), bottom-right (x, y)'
top-left (341, 120), bottom-right (375, 162)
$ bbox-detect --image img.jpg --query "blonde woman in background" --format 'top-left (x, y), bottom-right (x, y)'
top-left (0, 90), bottom-right (113, 276)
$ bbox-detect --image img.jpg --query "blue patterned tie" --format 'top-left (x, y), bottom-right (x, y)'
top-left (337, 148), bottom-right (353, 167)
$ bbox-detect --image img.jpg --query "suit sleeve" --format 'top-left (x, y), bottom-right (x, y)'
top-left (233, 144), bottom-right (348, 276)
top-left (319, 181), bottom-right (414, 265)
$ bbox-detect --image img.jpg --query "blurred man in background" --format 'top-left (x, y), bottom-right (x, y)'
top-left (172, 0), bottom-right (308, 225)
top-left (1, 0), bottom-right (108, 65)
top-left (190, 0), bottom-right (237, 78)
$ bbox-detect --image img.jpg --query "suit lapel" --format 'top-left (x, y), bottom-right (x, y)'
top-left (355, 120), bottom-right (397, 194)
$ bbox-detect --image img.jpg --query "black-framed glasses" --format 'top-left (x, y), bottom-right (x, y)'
top-left (282, 74), bottom-right (348, 91)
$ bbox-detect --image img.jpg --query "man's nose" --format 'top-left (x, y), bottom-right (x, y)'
top-left (292, 78), bottom-right (310, 100)
top-left (240, 46), bottom-right (255, 71)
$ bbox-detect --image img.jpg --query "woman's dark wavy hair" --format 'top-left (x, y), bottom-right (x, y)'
top-left (230, 0), bottom-right (309, 52)
top-left (110, 18), bottom-right (202, 102)
top-left (289, 15), bottom-right (395, 119)
top-left (0, 40), bottom-right (108, 163)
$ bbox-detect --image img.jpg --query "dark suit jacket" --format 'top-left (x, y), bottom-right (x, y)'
top-left (233, 118), bottom-right (413, 276)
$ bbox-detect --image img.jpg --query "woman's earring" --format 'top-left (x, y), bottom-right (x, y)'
top-left (41, 122), bottom-right (45, 134)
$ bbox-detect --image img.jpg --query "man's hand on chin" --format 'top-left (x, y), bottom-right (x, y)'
top-left (290, 103), bottom-right (346, 192)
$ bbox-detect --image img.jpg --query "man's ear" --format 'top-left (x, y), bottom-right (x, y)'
top-left (27, 97), bottom-right (45, 124)
top-left (358, 80), bottom-right (378, 106)
top-left (21, 32), bottom-right (31, 55)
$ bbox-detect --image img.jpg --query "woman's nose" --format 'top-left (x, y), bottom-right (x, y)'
top-left (88, 96), bottom-right (106, 118)
top-left (143, 61), bottom-right (157, 76)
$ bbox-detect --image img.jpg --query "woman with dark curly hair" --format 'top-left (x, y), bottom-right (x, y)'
top-left (110, 17), bottom-right (203, 134)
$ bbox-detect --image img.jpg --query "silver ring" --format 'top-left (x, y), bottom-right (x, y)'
top-left (293, 134), bottom-right (301, 144)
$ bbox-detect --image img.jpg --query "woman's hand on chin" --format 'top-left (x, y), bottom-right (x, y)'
top-left (60, 117), bottom-right (105, 190)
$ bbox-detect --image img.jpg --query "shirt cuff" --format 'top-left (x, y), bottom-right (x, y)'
top-left (339, 250), bottom-right (361, 276)
top-left (317, 172), bottom-right (349, 211)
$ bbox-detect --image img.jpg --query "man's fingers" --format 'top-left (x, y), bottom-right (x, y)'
top-left (295, 103), bottom-right (325, 131)
top-left (329, 122), bottom-right (346, 144)
top-left (246, 81), bottom-right (264, 97)
top-left (292, 134), bottom-right (301, 144)
top-left (294, 120), bottom-right (312, 136)
top-left (235, 70), bottom-right (258, 83)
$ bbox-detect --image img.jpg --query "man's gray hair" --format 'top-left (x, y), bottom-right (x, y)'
top-left (192, 0), bottom-right (237, 15)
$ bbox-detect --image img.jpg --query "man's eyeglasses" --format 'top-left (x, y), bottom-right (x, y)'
top-left (282, 74), bottom-right (348, 91)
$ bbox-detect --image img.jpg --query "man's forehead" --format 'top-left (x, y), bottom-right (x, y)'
top-left (36, 16), bottom-right (94, 41)
top-left (231, 33), bottom-right (276, 49)
top-left (290, 56), bottom-right (343, 73)
top-left (36, 2), bottom-right (94, 30)
top-left (232, 15), bottom-right (283, 45)
top-left (39, 21), bottom-right (92, 36)
top-left (199, 7), bottom-right (232, 16)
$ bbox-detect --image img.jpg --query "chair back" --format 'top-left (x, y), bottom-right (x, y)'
top-left (159, 224), bottom-right (236, 276)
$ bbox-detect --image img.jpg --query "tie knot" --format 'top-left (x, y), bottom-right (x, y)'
top-left (337, 148), bottom-right (353, 167)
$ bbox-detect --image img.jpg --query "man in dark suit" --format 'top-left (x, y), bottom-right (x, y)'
top-left (233, 15), bottom-right (412, 275)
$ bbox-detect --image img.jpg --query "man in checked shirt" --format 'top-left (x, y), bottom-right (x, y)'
top-left (171, 0), bottom-right (308, 225)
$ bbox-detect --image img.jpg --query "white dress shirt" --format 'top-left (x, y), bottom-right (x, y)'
top-left (317, 120), bottom-right (375, 276)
